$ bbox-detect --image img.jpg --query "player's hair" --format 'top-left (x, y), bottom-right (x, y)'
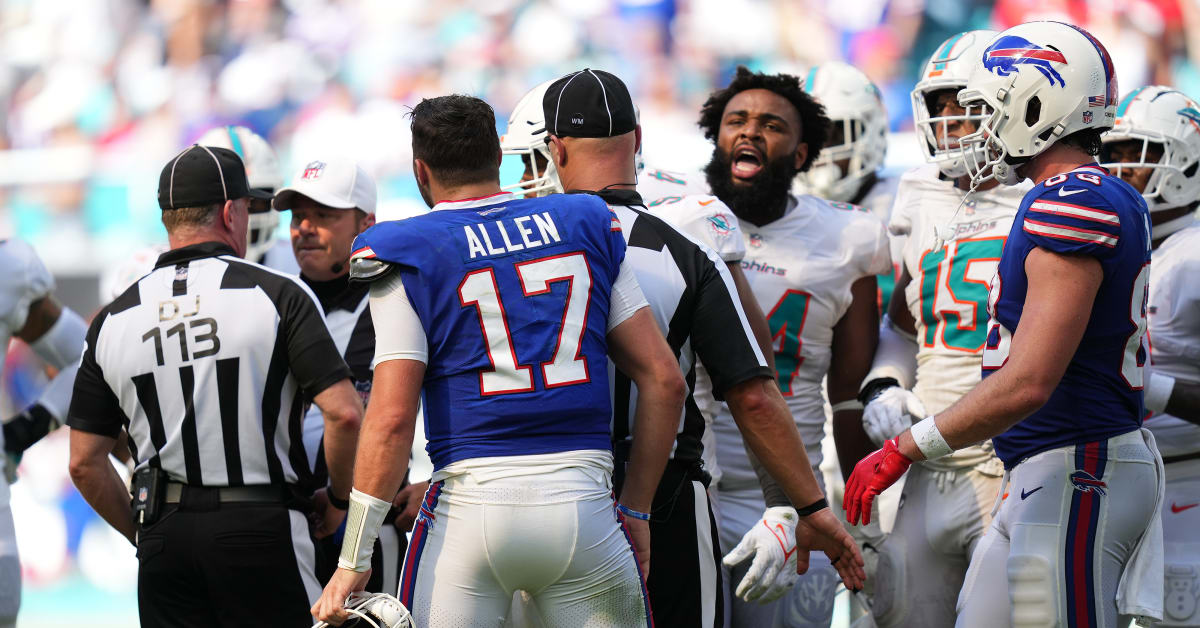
top-left (409, 95), bottom-right (501, 186)
top-left (1056, 128), bottom-right (1104, 157)
top-left (697, 66), bottom-right (831, 172)
top-left (161, 203), bottom-right (222, 232)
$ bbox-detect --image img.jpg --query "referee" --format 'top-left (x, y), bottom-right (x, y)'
top-left (66, 145), bottom-right (364, 627)
top-left (541, 70), bottom-right (864, 627)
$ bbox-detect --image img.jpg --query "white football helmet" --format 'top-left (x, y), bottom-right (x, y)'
top-left (955, 22), bottom-right (1119, 187)
top-left (196, 125), bottom-right (283, 260)
top-left (798, 61), bottom-right (888, 202)
top-left (312, 592), bottom-right (415, 628)
top-left (1101, 85), bottom-right (1200, 239)
top-left (912, 30), bottom-right (998, 178)
top-left (501, 80), bottom-right (562, 197)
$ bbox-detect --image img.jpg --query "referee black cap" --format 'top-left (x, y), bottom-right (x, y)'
top-left (158, 144), bottom-right (251, 210)
top-left (543, 69), bottom-right (637, 139)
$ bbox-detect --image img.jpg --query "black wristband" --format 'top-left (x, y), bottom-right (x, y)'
top-left (325, 487), bottom-right (349, 510)
top-left (857, 377), bottom-right (900, 405)
top-left (795, 497), bottom-right (829, 517)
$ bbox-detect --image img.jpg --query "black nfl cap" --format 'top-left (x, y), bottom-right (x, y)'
top-left (158, 145), bottom-right (251, 210)
top-left (542, 69), bottom-right (637, 139)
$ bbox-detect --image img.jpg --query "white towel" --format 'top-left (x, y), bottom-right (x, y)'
top-left (1116, 428), bottom-right (1165, 624)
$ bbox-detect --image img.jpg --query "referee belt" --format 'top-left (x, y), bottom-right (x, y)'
top-left (165, 482), bottom-right (291, 505)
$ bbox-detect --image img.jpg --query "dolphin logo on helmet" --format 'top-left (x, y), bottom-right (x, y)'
top-left (983, 35), bottom-right (1068, 87)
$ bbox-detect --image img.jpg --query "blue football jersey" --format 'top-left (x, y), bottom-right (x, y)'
top-left (351, 192), bottom-right (627, 470)
top-left (982, 165), bottom-right (1151, 467)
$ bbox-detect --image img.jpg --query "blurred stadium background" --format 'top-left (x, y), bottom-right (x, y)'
top-left (0, 0), bottom-right (1194, 625)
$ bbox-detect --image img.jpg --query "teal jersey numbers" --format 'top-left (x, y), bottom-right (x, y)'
top-left (766, 289), bottom-right (812, 396)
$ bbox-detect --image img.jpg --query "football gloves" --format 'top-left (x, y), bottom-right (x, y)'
top-left (844, 438), bottom-right (913, 526)
top-left (722, 506), bottom-right (800, 603)
top-left (862, 387), bottom-right (925, 447)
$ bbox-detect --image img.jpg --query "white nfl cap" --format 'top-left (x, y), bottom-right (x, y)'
top-left (274, 158), bottom-right (377, 213)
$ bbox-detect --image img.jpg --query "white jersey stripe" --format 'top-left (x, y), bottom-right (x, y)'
top-left (1023, 218), bottom-right (1118, 247)
top-left (1029, 200), bottom-right (1120, 225)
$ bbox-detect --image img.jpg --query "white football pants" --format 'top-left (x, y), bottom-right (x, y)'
top-left (956, 430), bottom-right (1160, 628)
top-left (398, 467), bottom-right (651, 627)
top-left (1160, 457), bottom-right (1200, 626)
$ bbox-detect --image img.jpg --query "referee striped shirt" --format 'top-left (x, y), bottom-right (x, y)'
top-left (595, 190), bottom-right (770, 463)
top-left (67, 242), bottom-right (351, 487)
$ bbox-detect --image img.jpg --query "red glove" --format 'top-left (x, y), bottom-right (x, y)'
top-left (843, 437), bottom-right (913, 525)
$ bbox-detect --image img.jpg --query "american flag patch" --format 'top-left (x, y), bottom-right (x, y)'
top-left (1088, 96), bottom-right (1106, 107)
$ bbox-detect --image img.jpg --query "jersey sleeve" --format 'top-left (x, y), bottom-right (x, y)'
top-left (655, 195), bottom-right (746, 262)
top-left (65, 312), bottom-right (126, 438)
top-left (689, 247), bottom-right (772, 399)
top-left (864, 215), bottom-right (894, 278)
top-left (280, 278), bottom-right (353, 397)
top-left (370, 271), bottom-right (429, 366)
top-left (1019, 187), bottom-right (1124, 258)
top-left (607, 257), bottom-right (648, 331)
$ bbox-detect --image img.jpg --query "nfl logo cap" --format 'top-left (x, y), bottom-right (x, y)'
top-left (273, 157), bottom-right (377, 213)
top-left (542, 69), bottom-right (637, 138)
top-left (158, 145), bottom-right (251, 210)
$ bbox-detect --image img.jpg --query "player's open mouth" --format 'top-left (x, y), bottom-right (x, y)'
top-left (732, 146), bottom-right (763, 180)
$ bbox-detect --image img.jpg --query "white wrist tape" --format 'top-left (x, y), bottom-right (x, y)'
top-left (30, 307), bottom-right (85, 370)
top-left (338, 488), bottom-right (392, 572)
top-left (911, 415), bottom-right (953, 460)
top-left (1144, 372), bottom-right (1176, 415)
top-left (831, 399), bottom-right (864, 413)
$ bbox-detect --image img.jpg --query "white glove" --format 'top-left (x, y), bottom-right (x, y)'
top-left (862, 387), bottom-right (926, 447)
top-left (722, 506), bottom-right (799, 603)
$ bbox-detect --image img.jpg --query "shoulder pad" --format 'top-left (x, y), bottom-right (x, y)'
top-left (349, 246), bottom-right (394, 282)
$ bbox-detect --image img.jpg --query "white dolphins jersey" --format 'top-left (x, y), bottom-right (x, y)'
top-left (857, 175), bottom-right (905, 310)
top-left (711, 194), bottom-right (892, 487)
top-left (639, 166), bottom-right (747, 262)
top-left (0, 239), bottom-right (55, 452)
top-left (1146, 223), bottom-right (1200, 458)
top-left (890, 165), bottom-right (1028, 472)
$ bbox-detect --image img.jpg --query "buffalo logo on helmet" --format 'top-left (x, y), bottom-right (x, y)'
top-left (1069, 470), bottom-right (1107, 495)
top-left (301, 161), bottom-right (326, 180)
top-left (983, 35), bottom-right (1068, 87)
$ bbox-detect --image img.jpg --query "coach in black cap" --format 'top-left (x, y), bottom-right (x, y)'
top-left (69, 142), bottom-right (363, 627)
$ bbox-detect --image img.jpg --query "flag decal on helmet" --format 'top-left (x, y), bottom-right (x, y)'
top-left (983, 36), bottom-right (1068, 87)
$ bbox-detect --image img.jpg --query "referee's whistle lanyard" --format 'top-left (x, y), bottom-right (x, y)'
top-left (567, 186), bottom-right (643, 208)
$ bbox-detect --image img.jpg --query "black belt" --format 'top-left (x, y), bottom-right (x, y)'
top-left (1163, 451), bottom-right (1200, 465)
top-left (164, 483), bottom-right (290, 504)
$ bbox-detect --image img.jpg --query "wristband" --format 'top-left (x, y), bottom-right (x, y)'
top-left (795, 497), bottom-right (828, 517)
top-left (1144, 372), bottom-right (1176, 415)
top-left (911, 415), bottom-right (953, 460)
top-left (337, 489), bottom-right (391, 572)
top-left (616, 503), bottom-right (651, 521)
top-left (325, 486), bottom-right (350, 510)
top-left (857, 377), bottom-right (899, 405)
top-left (831, 399), bottom-right (864, 413)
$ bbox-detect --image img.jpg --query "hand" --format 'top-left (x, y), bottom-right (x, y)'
top-left (722, 506), bottom-right (799, 603)
top-left (312, 567), bottom-right (371, 626)
top-left (862, 387), bottom-right (925, 447)
top-left (311, 488), bottom-right (347, 539)
top-left (794, 507), bottom-right (866, 592)
top-left (392, 480), bottom-right (429, 533)
top-left (620, 513), bottom-right (651, 580)
top-left (843, 437), bottom-right (912, 526)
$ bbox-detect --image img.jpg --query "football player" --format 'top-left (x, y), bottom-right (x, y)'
top-left (0, 238), bottom-right (87, 627)
top-left (700, 66), bottom-right (891, 627)
top-left (1102, 85), bottom-right (1200, 626)
top-left (797, 62), bottom-right (901, 309)
top-left (855, 30), bottom-right (1031, 627)
top-left (844, 22), bottom-right (1167, 627)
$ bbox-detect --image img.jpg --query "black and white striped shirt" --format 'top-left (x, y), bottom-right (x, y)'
top-left (67, 242), bottom-right (350, 487)
top-left (595, 190), bottom-right (770, 463)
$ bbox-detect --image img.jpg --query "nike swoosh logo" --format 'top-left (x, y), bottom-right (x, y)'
top-left (1021, 486), bottom-right (1043, 500)
top-left (1058, 188), bottom-right (1087, 197)
top-left (699, 199), bottom-right (716, 206)
top-left (1171, 502), bottom-right (1199, 513)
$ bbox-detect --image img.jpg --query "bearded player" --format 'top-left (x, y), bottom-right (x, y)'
top-left (700, 67), bottom-right (890, 627)
top-left (854, 30), bottom-right (1032, 627)
top-left (845, 22), bottom-right (1167, 627)
top-left (1102, 85), bottom-right (1200, 626)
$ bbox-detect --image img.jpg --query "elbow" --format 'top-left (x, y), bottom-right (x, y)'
top-left (67, 453), bottom-right (94, 488)
top-left (325, 403), bottom-right (364, 434)
top-left (661, 368), bottom-right (688, 411)
top-left (728, 381), bottom-right (773, 423)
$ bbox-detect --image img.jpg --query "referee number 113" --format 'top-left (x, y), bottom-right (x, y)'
top-left (142, 317), bottom-right (221, 367)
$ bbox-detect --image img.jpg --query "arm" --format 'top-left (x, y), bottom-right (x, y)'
top-left (309, 378), bottom-right (365, 537)
top-left (830, 276), bottom-right (880, 479)
top-left (1166, 382), bottom-right (1200, 424)
top-left (68, 430), bottom-right (135, 544)
top-left (6, 297), bottom-right (87, 455)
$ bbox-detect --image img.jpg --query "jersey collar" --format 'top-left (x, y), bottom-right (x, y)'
top-left (567, 188), bottom-right (644, 207)
top-left (155, 241), bottom-right (237, 268)
top-left (1071, 163), bottom-right (1110, 176)
top-left (432, 191), bottom-right (515, 212)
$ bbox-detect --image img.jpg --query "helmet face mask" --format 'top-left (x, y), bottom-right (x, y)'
top-left (911, 30), bottom-right (999, 178)
top-left (797, 61), bottom-right (887, 202)
top-left (246, 208), bottom-right (281, 260)
top-left (501, 80), bottom-right (564, 197)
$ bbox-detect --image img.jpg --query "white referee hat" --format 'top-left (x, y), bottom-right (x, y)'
top-left (273, 158), bottom-right (377, 214)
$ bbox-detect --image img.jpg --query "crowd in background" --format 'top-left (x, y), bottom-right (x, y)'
top-left (0, 0), bottom-right (1197, 624)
